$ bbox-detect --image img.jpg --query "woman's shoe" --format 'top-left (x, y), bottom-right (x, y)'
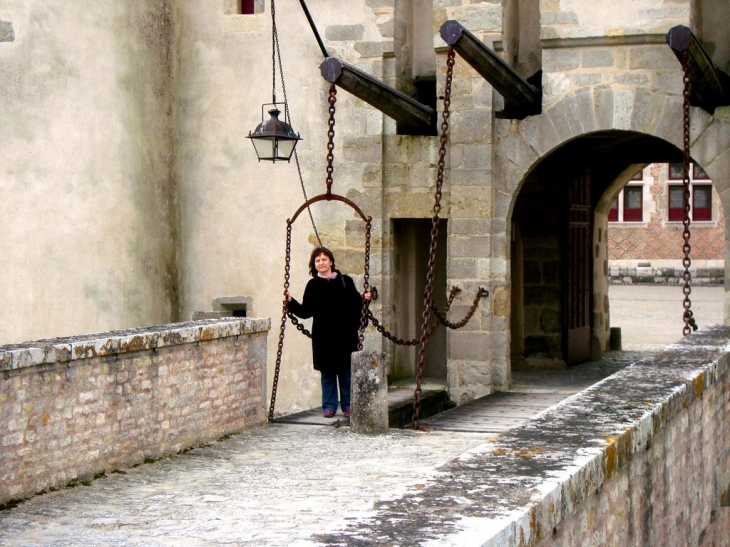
top-left (323, 410), bottom-right (336, 418)
top-left (343, 409), bottom-right (351, 418)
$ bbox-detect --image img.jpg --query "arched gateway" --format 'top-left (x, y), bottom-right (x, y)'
top-left (499, 85), bottom-right (730, 372)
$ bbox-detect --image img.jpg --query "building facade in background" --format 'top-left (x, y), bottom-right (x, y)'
top-left (608, 162), bottom-right (725, 284)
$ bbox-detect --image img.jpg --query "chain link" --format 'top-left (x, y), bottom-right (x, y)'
top-left (412, 47), bottom-right (456, 429)
top-left (326, 84), bottom-right (337, 194)
top-left (680, 51), bottom-right (698, 336)
top-left (268, 221), bottom-right (293, 422)
top-left (269, 46), bottom-right (488, 425)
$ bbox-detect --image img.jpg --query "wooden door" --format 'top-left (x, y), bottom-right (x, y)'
top-left (565, 169), bottom-right (592, 365)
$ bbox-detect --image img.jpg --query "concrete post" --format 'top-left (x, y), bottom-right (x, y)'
top-left (350, 351), bottom-right (389, 433)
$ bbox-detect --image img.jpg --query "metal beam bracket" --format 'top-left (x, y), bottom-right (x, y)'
top-left (667, 25), bottom-right (730, 114)
top-left (320, 57), bottom-right (436, 131)
top-left (439, 20), bottom-right (542, 120)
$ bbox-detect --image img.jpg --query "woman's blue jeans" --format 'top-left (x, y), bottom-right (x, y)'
top-left (320, 369), bottom-right (351, 413)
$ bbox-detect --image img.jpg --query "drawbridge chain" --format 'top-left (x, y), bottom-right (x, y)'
top-left (680, 51), bottom-right (697, 336)
top-left (269, 46), bottom-right (488, 424)
top-left (412, 46), bottom-right (456, 429)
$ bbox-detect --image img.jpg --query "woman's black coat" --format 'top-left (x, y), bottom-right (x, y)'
top-left (287, 271), bottom-right (364, 374)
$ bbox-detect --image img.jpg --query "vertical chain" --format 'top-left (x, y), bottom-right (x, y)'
top-left (357, 219), bottom-right (373, 351)
top-left (680, 51), bottom-right (697, 336)
top-left (326, 84), bottom-right (337, 194)
top-left (412, 47), bottom-right (455, 429)
top-left (269, 221), bottom-right (293, 422)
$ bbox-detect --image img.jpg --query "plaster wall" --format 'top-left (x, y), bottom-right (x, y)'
top-left (173, 2), bottom-right (390, 414)
top-left (0, 2), bottom-right (178, 344)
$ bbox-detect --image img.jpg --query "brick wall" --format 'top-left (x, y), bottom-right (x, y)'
top-left (0, 318), bottom-right (269, 505)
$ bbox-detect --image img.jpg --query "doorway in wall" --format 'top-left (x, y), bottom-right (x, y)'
top-left (392, 218), bottom-right (448, 380)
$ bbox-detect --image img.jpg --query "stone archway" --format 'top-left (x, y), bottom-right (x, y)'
top-left (495, 86), bottom-right (730, 368)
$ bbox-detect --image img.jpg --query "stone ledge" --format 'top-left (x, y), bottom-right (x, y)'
top-left (0, 318), bottom-right (271, 372)
top-left (321, 326), bottom-right (730, 545)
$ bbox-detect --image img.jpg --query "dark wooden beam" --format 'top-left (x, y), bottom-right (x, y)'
top-left (320, 57), bottom-right (436, 130)
top-left (667, 25), bottom-right (730, 114)
top-left (439, 20), bottom-right (541, 119)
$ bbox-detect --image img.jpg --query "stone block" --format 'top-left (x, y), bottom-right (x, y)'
top-left (593, 86), bottom-right (615, 130)
top-left (651, 71), bottom-right (684, 96)
top-left (450, 167), bottom-right (491, 187)
top-left (0, 20), bottom-right (14, 42)
top-left (541, 11), bottom-right (578, 25)
top-left (449, 218), bottom-right (490, 236)
top-left (572, 73), bottom-right (603, 86)
top-left (462, 143), bottom-right (492, 169)
top-left (582, 50), bottom-right (614, 68)
top-left (543, 49), bottom-right (580, 72)
top-left (615, 73), bottom-right (649, 86)
top-left (452, 5), bottom-right (501, 31)
top-left (449, 331), bottom-right (489, 360)
top-left (449, 235), bottom-right (490, 258)
top-left (325, 24), bottom-right (365, 42)
top-left (549, 94), bottom-right (583, 143)
top-left (354, 41), bottom-right (384, 58)
top-left (515, 111), bottom-right (562, 157)
top-left (613, 89), bottom-right (634, 130)
top-left (629, 46), bottom-right (677, 71)
top-left (450, 186), bottom-right (491, 218)
top-left (451, 110), bottom-right (493, 144)
top-left (447, 258), bottom-right (477, 279)
top-left (350, 351), bottom-right (388, 434)
top-left (575, 87), bottom-right (598, 133)
top-left (630, 87), bottom-right (661, 134)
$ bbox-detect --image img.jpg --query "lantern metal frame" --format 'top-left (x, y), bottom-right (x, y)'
top-left (247, 103), bottom-right (301, 162)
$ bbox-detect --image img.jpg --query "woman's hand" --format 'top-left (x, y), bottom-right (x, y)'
top-left (362, 290), bottom-right (371, 301)
top-left (283, 291), bottom-right (292, 303)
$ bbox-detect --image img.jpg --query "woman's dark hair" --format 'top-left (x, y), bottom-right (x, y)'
top-left (309, 246), bottom-right (336, 277)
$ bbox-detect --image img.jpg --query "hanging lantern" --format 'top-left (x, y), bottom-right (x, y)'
top-left (247, 105), bottom-right (301, 162)
top-left (247, 0), bottom-right (302, 163)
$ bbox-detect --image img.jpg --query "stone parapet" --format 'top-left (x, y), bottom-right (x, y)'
top-left (0, 318), bottom-right (270, 506)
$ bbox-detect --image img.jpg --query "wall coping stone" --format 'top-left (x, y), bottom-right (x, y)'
top-left (0, 318), bottom-right (271, 372)
top-left (337, 325), bottom-right (730, 544)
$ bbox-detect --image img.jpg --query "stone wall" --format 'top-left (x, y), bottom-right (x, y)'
top-left (0, 318), bottom-right (269, 506)
top-left (377, 326), bottom-right (729, 546)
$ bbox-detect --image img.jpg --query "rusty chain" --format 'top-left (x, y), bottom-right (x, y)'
top-left (326, 83), bottom-right (337, 194)
top-left (268, 221), bottom-right (294, 422)
top-left (412, 46), bottom-right (456, 429)
top-left (271, 47), bottom-right (488, 424)
top-left (680, 51), bottom-right (697, 336)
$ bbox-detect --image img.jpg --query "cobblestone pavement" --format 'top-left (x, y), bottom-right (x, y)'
top-left (1, 286), bottom-right (722, 546)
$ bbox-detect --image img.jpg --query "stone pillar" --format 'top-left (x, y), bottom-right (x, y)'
top-left (350, 351), bottom-right (389, 434)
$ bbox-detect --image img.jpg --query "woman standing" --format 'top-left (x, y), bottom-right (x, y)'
top-left (285, 247), bottom-right (370, 418)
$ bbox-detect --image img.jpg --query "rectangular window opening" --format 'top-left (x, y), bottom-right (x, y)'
top-left (693, 184), bottom-right (712, 221)
top-left (623, 186), bottom-right (643, 222)
top-left (241, 0), bottom-right (255, 14)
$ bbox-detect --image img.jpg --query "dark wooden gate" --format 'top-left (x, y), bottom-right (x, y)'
top-left (565, 169), bottom-right (592, 365)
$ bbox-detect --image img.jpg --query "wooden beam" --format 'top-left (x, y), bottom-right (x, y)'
top-left (320, 57), bottom-right (435, 130)
top-left (667, 25), bottom-right (730, 114)
top-left (439, 20), bottom-right (541, 119)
